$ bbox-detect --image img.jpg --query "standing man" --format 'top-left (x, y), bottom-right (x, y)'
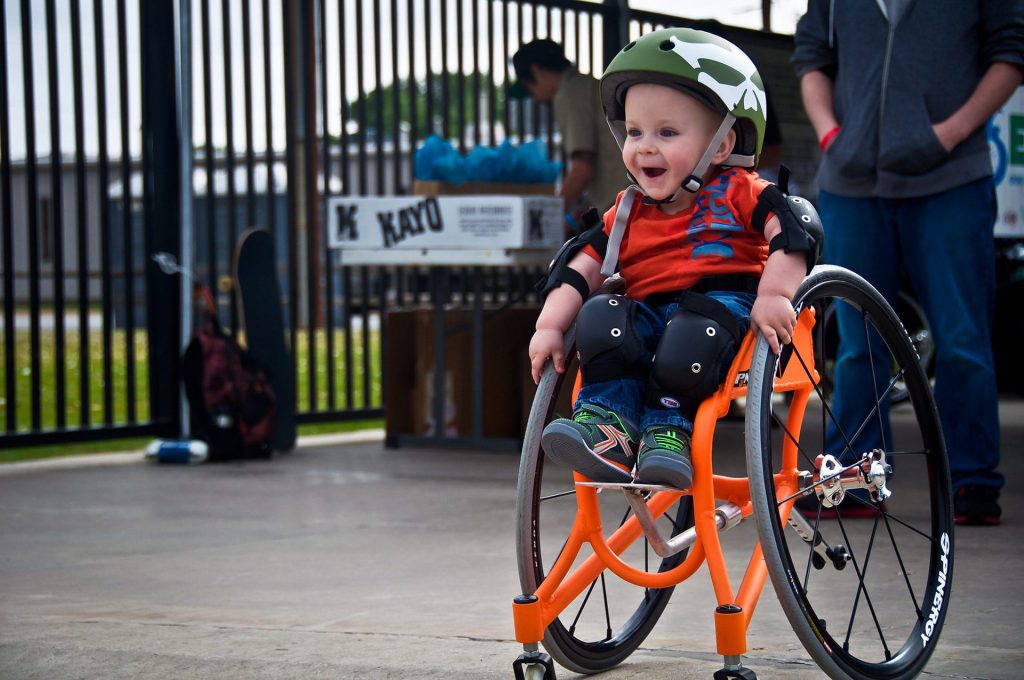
top-left (793, 1), bottom-right (1023, 525)
top-left (510, 39), bottom-right (629, 230)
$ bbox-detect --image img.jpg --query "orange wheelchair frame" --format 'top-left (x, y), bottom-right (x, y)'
top-left (513, 309), bottom-right (816, 675)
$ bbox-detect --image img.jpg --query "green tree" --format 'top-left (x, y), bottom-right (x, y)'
top-left (343, 71), bottom-right (508, 142)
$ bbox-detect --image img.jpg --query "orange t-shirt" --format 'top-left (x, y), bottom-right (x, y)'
top-left (587, 169), bottom-right (771, 301)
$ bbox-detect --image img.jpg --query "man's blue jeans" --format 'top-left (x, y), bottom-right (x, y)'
top-left (819, 178), bottom-right (1002, 491)
top-left (575, 291), bottom-right (755, 434)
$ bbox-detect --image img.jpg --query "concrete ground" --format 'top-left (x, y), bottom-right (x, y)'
top-left (1, 400), bottom-right (1023, 680)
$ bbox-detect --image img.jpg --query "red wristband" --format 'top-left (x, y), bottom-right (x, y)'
top-left (819, 125), bottom-right (841, 150)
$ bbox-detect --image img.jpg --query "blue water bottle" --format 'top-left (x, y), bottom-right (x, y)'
top-left (145, 439), bottom-right (209, 464)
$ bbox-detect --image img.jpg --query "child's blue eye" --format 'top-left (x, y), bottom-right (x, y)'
top-left (660, 129), bottom-right (677, 138)
top-left (627, 128), bottom-right (641, 137)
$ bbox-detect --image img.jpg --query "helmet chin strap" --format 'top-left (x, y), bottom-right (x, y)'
top-left (618, 112), bottom-right (733, 204)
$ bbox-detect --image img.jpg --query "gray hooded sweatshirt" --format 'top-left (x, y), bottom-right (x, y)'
top-left (792, 0), bottom-right (1024, 199)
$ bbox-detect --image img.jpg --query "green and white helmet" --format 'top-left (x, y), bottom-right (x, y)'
top-left (601, 28), bottom-right (767, 184)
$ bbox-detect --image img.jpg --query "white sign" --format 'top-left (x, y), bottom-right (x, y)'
top-left (990, 87), bottom-right (1024, 238)
top-left (327, 194), bottom-right (564, 252)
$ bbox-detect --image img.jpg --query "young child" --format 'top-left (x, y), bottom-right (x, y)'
top-left (529, 28), bottom-right (818, 489)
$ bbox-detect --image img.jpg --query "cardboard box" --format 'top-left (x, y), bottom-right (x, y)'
top-left (412, 180), bottom-right (556, 197)
top-left (383, 306), bottom-right (540, 441)
top-left (327, 194), bottom-right (563, 251)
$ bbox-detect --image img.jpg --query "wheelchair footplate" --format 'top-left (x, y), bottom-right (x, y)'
top-left (576, 481), bottom-right (743, 558)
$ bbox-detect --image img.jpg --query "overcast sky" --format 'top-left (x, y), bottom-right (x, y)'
top-left (3, 0), bottom-right (808, 160)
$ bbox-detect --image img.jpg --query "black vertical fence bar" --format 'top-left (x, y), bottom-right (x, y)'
top-left (221, 0), bottom-right (239, 333)
top-left (302, 1), bottom-right (317, 412)
top-left (20, 0), bottom-right (42, 431)
top-left (355, 0), bottom-right (367, 193)
top-left (424, 0), bottom-right (433, 135)
top-left (201, 0), bottom-right (216, 293)
top-left (473, 0), bottom-right (481, 146)
top-left (282, 0), bottom-right (299, 371)
top-left (455, 0), bottom-right (465, 152)
top-left (515, 2), bottom-right (525, 141)
top-left (342, 267), bottom-right (354, 408)
top-left (405, 0), bottom-right (417, 164)
top-left (71, 0), bottom-right (89, 427)
top-left (439, 0), bottom-right (449, 139)
top-left (471, 0), bottom-right (480, 148)
top-left (378, 267), bottom-right (391, 411)
top-left (319, 0), bottom-right (335, 410)
top-left (116, 0), bottom-right (136, 423)
top-left (487, 0), bottom-right (496, 145)
top-left (575, 10), bottom-right (582, 76)
top-left (318, 0), bottom-right (330, 204)
top-left (0, 0), bottom-right (14, 432)
top-left (372, 0), bottom-right (384, 192)
top-left (261, 0), bottom-right (276, 234)
top-left (360, 266), bottom-right (370, 408)
top-left (94, 0), bottom-right (114, 425)
top-left (338, 0), bottom-right (350, 196)
top-left (45, 0), bottom-right (67, 428)
top-left (242, 0), bottom-right (256, 229)
top-left (390, 0), bottom-right (400, 190)
top-left (140, 0), bottom-right (183, 436)
top-left (501, 0), bottom-right (509, 137)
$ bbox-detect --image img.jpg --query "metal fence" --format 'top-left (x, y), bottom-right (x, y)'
top-left (1, 0), bottom-right (804, 447)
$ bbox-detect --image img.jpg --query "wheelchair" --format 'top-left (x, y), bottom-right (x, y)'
top-left (511, 266), bottom-right (953, 680)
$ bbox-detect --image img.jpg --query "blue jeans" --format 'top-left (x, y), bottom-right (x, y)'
top-left (575, 291), bottom-right (755, 434)
top-left (819, 178), bottom-right (1002, 491)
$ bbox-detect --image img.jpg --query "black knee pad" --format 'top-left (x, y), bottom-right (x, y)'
top-left (576, 294), bottom-right (648, 383)
top-left (647, 293), bottom-right (742, 412)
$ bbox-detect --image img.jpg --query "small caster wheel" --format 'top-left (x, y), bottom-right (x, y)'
top-left (512, 650), bottom-right (556, 680)
top-left (713, 667), bottom-right (758, 680)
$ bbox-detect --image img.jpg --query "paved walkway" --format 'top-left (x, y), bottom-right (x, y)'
top-left (1, 400), bottom-right (1023, 679)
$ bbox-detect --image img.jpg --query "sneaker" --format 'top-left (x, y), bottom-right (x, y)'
top-left (954, 485), bottom-right (1001, 526)
top-left (541, 404), bottom-right (637, 483)
top-left (635, 425), bottom-right (693, 489)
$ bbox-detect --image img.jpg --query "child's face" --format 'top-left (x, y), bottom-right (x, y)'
top-left (622, 83), bottom-right (733, 207)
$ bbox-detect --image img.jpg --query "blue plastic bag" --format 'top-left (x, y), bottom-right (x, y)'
top-left (414, 134), bottom-right (561, 185)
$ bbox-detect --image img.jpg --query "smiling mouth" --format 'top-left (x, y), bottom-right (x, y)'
top-left (642, 167), bottom-right (666, 178)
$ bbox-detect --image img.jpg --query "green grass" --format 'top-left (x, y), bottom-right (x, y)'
top-left (2, 323), bottom-right (383, 463)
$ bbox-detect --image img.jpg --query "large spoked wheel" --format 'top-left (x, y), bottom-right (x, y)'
top-left (515, 328), bottom-right (693, 675)
top-left (747, 266), bottom-right (953, 680)
top-left (819, 287), bottom-right (935, 404)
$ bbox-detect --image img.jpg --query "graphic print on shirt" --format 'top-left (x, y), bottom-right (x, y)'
top-left (686, 173), bottom-right (743, 259)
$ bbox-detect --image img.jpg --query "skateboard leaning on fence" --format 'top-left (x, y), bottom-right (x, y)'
top-left (234, 228), bottom-right (297, 452)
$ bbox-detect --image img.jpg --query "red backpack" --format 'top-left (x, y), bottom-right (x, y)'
top-left (182, 285), bottom-right (276, 460)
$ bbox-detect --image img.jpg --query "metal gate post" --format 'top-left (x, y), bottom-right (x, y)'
top-left (603, 0), bottom-right (629, 69)
top-left (140, 0), bottom-right (185, 435)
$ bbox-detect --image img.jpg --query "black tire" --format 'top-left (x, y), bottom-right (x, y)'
top-left (746, 266), bottom-right (953, 680)
top-left (515, 327), bottom-right (693, 675)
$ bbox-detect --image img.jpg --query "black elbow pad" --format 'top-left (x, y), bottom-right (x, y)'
top-left (752, 174), bottom-right (824, 274)
top-left (536, 212), bottom-right (608, 300)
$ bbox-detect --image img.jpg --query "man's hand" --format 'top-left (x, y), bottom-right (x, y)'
top-left (751, 293), bottom-right (796, 355)
top-left (529, 328), bottom-right (566, 384)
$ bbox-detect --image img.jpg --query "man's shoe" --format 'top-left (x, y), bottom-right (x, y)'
top-left (635, 425), bottom-right (693, 489)
top-left (541, 404), bottom-right (637, 483)
top-left (954, 485), bottom-right (1001, 526)
top-left (795, 488), bottom-right (886, 519)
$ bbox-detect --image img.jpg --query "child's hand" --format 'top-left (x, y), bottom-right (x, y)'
top-left (751, 294), bottom-right (797, 355)
top-left (529, 329), bottom-right (566, 384)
